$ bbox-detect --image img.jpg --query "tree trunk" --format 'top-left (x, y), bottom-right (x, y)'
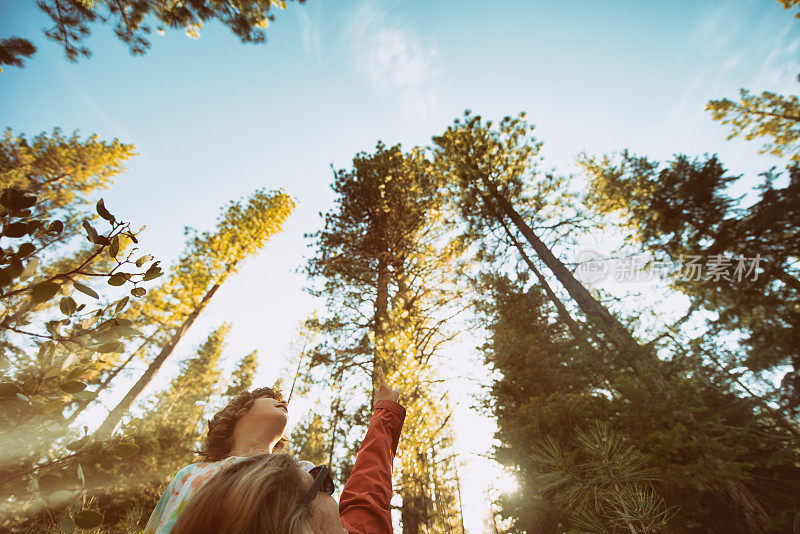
top-left (454, 462), bottom-right (466, 534)
top-left (371, 217), bottom-right (390, 406)
top-left (326, 369), bottom-right (346, 471)
top-left (496, 214), bottom-right (585, 341)
top-left (724, 478), bottom-right (770, 534)
top-left (482, 180), bottom-right (770, 533)
top-left (401, 452), bottom-right (432, 534)
top-left (287, 349), bottom-right (306, 403)
top-left (93, 282), bottom-right (222, 438)
top-left (485, 180), bottom-right (644, 359)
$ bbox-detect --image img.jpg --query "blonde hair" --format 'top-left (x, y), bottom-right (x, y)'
top-left (170, 453), bottom-right (323, 534)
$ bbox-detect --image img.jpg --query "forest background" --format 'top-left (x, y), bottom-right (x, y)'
top-left (1, 0), bottom-right (799, 532)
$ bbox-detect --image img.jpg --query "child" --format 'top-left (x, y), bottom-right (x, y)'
top-left (168, 453), bottom-right (344, 533)
top-left (143, 385), bottom-right (302, 533)
top-left (145, 369), bottom-right (404, 533)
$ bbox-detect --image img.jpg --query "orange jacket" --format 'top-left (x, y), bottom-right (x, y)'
top-left (338, 400), bottom-right (406, 533)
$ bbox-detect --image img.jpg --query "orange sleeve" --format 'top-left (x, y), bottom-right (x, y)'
top-left (339, 400), bottom-right (406, 533)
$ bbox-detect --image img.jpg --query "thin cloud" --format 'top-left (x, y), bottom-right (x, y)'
top-left (297, 8), bottom-right (321, 60)
top-left (55, 58), bottom-right (134, 142)
top-left (751, 22), bottom-right (800, 92)
top-left (665, 2), bottom-right (800, 128)
top-left (345, 0), bottom-right (445, 120)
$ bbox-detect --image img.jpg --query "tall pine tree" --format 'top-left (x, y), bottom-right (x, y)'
top-left (93, 188), bottom-right (294, 437)
top-left (301, 142), bottom-right (465, 532)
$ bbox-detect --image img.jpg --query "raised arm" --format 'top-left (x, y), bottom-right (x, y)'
top-left (339, 369), bottom-right (405, 533)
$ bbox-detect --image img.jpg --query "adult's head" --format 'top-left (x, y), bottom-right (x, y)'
top-left (200, 386), bottom-right (290, 461)
top-left (170, 453), bottom-right (347, 534)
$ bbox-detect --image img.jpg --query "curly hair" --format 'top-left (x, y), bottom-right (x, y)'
top-left (199, 387), bottom-right (289, 461)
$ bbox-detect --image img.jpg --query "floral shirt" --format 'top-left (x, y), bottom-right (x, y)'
top-left (143, 456), bottom-right (315, 534)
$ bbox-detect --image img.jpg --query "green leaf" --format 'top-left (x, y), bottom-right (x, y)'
top-left (0, 269), bottom-right (11, 287)
top-left (67, 367), bottom-right (86, 380)
top-left (126, 417), bottom-right (142, 428)
top-left (107, 273), bottom-right (128, 286)
top-left (26, 219), bottom-right (42, 234)
top-left (20, 257), bottom-right (38, 280)
top-left (32, 281), bottom-right (60, 303)
top-left (22, 377), bottom-right (37, 394)
top-left (135, 254), bottom-right (153, 268)
top-left (39, 399), bottom-right (65, 414)
top-left (115, 325), bottom-right (142, 337)
top-left (20, 378), bottom-right (37, 397)
top-left (60, 296), bottom-right (77, 315)
top-left (96, 342), bottom-right (124, 353)
top-left (18, 194), bottom-right (37, 209)
top-left (110, 442), bottom-right (139, 459)
top-left (72, 390), bottom-right (97, 402)
top-left (82, 220), bottom-right (99, 244)
top-left (72, 281), bottom-right (99, 299)
top-left (143, 263), bottom-right (162, 281)
top-left (96, 198), bottom-right (115, 223)
top-left (130, 287), bottom-right (146, 297)
top-left (59, 515), bottom-right (75, 534)
top-left (1, 189), bottom-right (37, 210)
top-left (43, 366), bottom-right (62, 378)
top-left (48, 220), bottom-right (64, 234)
top-left (0, 382), bottom-right (20, 397)
top-left (66, 436), bottom-right (90, 452)
top-left (73, 509), bottom-right (103, 529)
top-left (38, 341), bottom-right (55, 363)
top-left (5, 258), bottom-right (23, 278)
top-left (92, 327), bottom-right (120, 343)
top-left (3, 222), bottom-right (29, 238)
top-left (45, 319), bottom-right (63, 337)
top-left (60, 381), bottom-right (87, 394)
top-left (108, 235), bottom-right (119, 258)
top-left (17, 242), bottom-right (36, 257)
top-left (60, 353), bottom-right (78, 370)
top-left (114, 296), bottom-right (129, 313)
top-left (10, 208), bottom-right (31, 218)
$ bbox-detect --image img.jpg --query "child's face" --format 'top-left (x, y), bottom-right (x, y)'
top-left (234, 396), bottom-right (289, 441)
top-left (249, 396), bottom-right (289, 419)
top-left (249, 396), bottom-right (289, 429)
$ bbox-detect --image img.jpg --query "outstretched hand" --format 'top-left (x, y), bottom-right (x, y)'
top-left (374, 367), bottom-right (400, 406)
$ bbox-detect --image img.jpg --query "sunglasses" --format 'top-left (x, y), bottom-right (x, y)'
top-left (298, 465), bottom-right (335, 509)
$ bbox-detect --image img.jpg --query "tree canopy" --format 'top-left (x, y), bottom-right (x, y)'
top-left (1, 0), bottom-right (306, 70)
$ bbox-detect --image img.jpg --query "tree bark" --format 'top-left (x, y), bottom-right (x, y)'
top-left (371, 209), bottom-right (390, 406)
top-left (495, 213), bottom-right (585, 342)
top-left (485, 179), bottom-right (644, 359)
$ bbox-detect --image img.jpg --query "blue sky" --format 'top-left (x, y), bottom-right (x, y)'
top-left (2, 0), bottom-right (799, 530)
